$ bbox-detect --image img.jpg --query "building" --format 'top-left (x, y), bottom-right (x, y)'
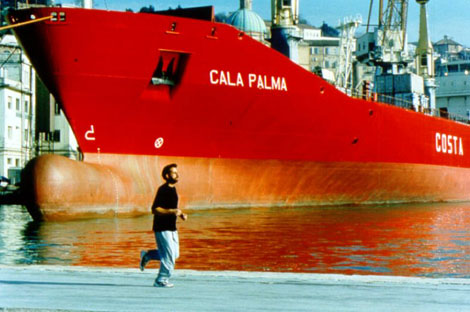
top-left (0, 35), bottom-right (35, 183)
top-left (298, 24), bottom-right (323, 71)
top-left (434, 36), bottom-right (470, 122)
top-left (434, 36), bottom-right (464, 61)
top-left (298, 24), bottom-right (339, 82)
top-left (0, 34), bottom-right (79, 184)
top-left (435, 58), bottom-right (470, 122)
top-left (35, 76), bottom-right (79, 160)
top-left (227, 0), bottom-right (268, 43)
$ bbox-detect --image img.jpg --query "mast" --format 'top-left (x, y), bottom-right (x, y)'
top-left (83, 0), bottom-right (93, 9)
top-left (270, 0), bottom-right (301, 63)
top-left (415, 0), bottom-right (434, 78)
top-left (415, 0), bottom-right (436, 113)
top-left (240, 0), bottom-right (252, 10)
top-left (377, 0), bottom-right (409, 73)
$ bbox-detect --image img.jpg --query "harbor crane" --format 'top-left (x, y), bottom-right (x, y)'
top-left (357, 0), bottom-right (434, 113)
top-left (364, 0), bottom-right (411, 74)
top-left (336, 16), bottom-right (362, 94)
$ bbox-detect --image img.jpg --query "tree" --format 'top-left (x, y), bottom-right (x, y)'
top-left (215, 12), bottom-right (229, 23)
top-left (139, 5), bottom-right (156, 13)
top-left (168, 5), bottom-right (183, 10)
top-left (321, 22), bottom-right (339, 37)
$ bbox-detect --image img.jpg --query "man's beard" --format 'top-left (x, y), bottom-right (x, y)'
top-left (166, 177), bottom-right (178, 184)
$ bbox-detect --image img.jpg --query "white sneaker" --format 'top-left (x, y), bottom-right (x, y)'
top-left (154, 280), bottom-right (174, 288)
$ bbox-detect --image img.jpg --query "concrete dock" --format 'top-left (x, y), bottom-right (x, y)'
top-left (1, 265), bottom-right (470, 311)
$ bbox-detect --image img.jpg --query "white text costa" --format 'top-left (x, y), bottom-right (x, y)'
top-left (435, 132), bottom-right (464, 156)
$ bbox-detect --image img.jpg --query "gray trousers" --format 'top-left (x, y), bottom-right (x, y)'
top-left (147, 231), bottom-right (180, 283)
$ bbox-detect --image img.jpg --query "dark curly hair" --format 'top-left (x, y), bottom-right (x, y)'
top-left (161, 163), bottom-right (177, 180)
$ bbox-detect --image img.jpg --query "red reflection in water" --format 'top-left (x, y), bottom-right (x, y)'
top-left (31, 203), bottom-right (470, 277)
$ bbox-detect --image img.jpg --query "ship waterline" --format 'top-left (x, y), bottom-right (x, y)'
top-left (22, 153), bottom-right (470, 220)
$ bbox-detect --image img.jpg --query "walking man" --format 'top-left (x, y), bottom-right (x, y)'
top-left (140, 163), bottom-right (187, 288)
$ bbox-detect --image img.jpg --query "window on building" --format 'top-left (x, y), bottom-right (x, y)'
top-left (15, 159), bottom-right (19, 167)
top-left (326, 47), bottom-right (337, 54)
top-left (7, 158), bottom-right (12, 165)
top-left (24, 129), bottom-right (29, 142)
top-left (461, 64), bottom-right (470, 72)
top-left (7, 96), bottom-right (12, 109)
top-left (24, 100), bottom-right (29, 113)
top-left (7, 126), bottom-right (12, 139)
top-left (53, 130), bottom-right (61, 142)
top-left (420, 55), bottom-right (427, 67)
top-left (55, 102), bottom-right (61, 115)
top-left (448, 65), bottom-right (458, 73)
top-left (283, 0), bottom-right (291, 6)
top-left (15, 98), bottom-right (20, 111)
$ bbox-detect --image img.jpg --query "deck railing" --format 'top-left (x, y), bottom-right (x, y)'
top-left (346, 88), bottom-right (470, 126)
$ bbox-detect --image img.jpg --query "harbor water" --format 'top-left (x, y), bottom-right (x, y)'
top-left (1, 203), bottom-right (470, 278)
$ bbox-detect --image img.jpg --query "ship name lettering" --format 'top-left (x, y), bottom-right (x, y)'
top-left (209, 69), bottom-right (287, 92)
top-left (435, 132), bottom-right (464, 156)
top-left (210, 70), bottom-right (244, 87)
top-left (248, 74), bottom-right (287, 91)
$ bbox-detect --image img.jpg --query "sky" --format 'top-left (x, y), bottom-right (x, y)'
top-left (80, 0), bottom-right (469, 46)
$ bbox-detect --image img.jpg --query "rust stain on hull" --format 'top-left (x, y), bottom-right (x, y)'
top-left (20, 153), bottom-right (470, 221)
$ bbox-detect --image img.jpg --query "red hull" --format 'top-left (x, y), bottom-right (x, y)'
top-left (21, 152), bottom-right (470, 221)
top-left (9, 7), bottom-right (470, 220)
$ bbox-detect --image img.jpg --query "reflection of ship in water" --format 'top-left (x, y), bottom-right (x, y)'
top-left (0, 204), bottom-right (158, 267)
top-left (1, 203), bottom-right (470, 277)
top-left (178, 204), bottom-right (470, 276)
top-left (20, 220), bottom-right (43, 264)
top-left (0, 205), bottom-right (43, 264)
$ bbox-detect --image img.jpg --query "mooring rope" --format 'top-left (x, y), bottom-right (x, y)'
top-left (0, 15), bottom-right (52, 32)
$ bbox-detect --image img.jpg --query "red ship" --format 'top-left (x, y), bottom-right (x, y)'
top-left (7, 6), bottom-right (470, 221)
